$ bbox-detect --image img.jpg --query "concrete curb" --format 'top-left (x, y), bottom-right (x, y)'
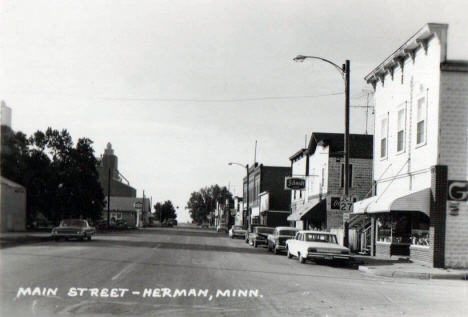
top-left (358, 265), bottom-right (468, 280)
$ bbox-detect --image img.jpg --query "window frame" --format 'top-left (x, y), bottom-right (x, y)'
top-left (396, 103), bottom-right (407, 154)
top-left (416, 96), bottom-right (427, 146)
top-left (380, 114), bottom-right (389, 159)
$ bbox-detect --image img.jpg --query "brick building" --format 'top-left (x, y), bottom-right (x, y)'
top-left (353, 24), bottom-right (468, 268)
top-left (242, 164), bottom-right (291, 227)
top-left (288, 133), bottom-right (374, 244)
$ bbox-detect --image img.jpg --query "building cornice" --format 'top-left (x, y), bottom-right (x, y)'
top-left (365, 23), bottom-right (448, 87)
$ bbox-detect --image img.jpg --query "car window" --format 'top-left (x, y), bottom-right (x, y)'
top-left (304, 233), bottom-right (337, 243)
top-left (278, 230), bottom-right (298, 236)
top-left (295, 233), bottom-right (300, 240)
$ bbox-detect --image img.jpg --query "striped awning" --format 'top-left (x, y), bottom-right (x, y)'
top-left (353, 188), bottom-right (431, 216)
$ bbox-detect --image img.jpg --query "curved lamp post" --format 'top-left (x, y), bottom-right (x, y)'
top-left (228, 162), bottom-right (249, 227)
top-left (294, 55), bottom-right (351, 246)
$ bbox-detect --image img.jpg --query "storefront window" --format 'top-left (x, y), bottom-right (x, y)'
top-left (377, 215), bottom-right (392, 242)
top-left (392, 213), bottom-right (411, 244)
top-left (411, 212), bottom-right (430, 246)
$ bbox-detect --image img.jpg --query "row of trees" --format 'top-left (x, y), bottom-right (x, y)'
top-left (186, 184), bottom-right (233, 224)
top-left (1, 126), bottom-right (105, 225)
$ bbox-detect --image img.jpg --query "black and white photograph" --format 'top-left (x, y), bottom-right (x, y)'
top-left (1, 1), bottom-right (467, 316)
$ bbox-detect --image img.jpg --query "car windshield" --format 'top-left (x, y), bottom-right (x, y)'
top-left (278, 230), bottom-right (298, 236)
top-left (233, 226), bottom-right (245, 230)
top-left (60, 220), bottom-right (87, 227)
top-left (257, 228), bottom-right (274, 234)
top-left (304, 233), bottom-right (337, 244)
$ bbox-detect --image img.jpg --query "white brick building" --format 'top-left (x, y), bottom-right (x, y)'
top-left (354, 24), bottom-right (468, 268)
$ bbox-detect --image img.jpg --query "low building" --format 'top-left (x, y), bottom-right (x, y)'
top-left (354, 23), bottom-right (468, 269)
top-left (103, 196), bottom-right (151, 228)
top-left (1, 176), bottom-right (27, 232)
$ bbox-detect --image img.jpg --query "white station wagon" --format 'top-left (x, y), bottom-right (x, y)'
top-left (286, 231), bottom-right (352, 263)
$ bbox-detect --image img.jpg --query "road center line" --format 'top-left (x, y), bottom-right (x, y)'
top-left (111, 263), bottom-right (137, 281)
top-left (153, 244), bottom-right (161, 249)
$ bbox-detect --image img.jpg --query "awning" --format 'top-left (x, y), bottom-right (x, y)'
top-left (288, 198), bottom-right (321, 221)
top-left (353, 188), bottom-right (431, 216)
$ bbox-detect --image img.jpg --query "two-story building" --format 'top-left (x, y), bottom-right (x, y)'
top-left (288, 133), bottom-right (374, 249)
top-left (243, 163), bottom-right (291, 228)
top-left (353, 23), bottom-right (468, 269)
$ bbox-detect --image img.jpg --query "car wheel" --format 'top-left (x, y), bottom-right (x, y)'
top-left (299, 253), bottom-right (306, 264)
top-left (79, 236), bottom-right (84, 242)
top-left (55, 238), bottom-right (60, 242)
top-left (287, 248), bottom-right (292, 259)
top-left (87, 236), bottom-right (92, 241)
top-left (267, 244), bottom-right (271, 252)
top-left (254, 241), bottom-right (258, 248)
top-left (274, 246), bottom-right (279, 255)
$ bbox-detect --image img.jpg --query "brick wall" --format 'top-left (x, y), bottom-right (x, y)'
top-left (326, 158), bottom-right (373, 230)
top-left (410, 246), bottom-right (431, 263)
top-left (376, 242), bottom-right (391, 257)
top-left (439, 70), bottom-right (468, 269)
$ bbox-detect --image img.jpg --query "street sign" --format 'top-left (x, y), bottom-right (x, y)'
top-left (284, 177), bottom-right (306, 190)
top-left (134, 201), bottom-right (143, 210)
top-left (337, 195), bottom-right (358, 212)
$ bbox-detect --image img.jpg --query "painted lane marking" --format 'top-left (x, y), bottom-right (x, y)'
top-left (152, 244), bottom-right (161, 249)
top-left (111, 263), bottom-right (137, 281)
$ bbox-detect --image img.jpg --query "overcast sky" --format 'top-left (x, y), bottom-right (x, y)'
top-left (1, 0), bottom-right (467, 222)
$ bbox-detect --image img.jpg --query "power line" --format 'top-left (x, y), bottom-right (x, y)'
top-left (7, 91), bottom-right (345, 103)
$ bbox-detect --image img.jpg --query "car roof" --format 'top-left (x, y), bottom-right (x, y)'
top-left (276, 226), bottom-right (299, 230)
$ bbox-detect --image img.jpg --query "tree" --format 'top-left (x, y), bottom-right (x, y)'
top-left (153, 200), bottom-right (177, 222)
top-left (186, 184), bottom-right (232, 224)
top-left (0, 126), bottom-right (105, 225)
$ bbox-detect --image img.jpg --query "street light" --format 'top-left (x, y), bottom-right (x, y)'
top-left (294, 55), bottom-right (351, 246)
top-left (228, 162), bottom-right (250, 227)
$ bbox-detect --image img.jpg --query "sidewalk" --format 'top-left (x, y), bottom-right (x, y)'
top-left (350, 254), bottom-right (468, 280)
top-left (0, 231), bottom-right (52, 248)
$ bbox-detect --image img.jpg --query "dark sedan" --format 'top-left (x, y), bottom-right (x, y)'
top-left (249, 227), bottom-right (275, 248)
top-left (51, 219), bottom-right (96, 241)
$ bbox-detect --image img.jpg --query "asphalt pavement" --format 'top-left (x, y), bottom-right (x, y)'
top-left (0, 226), bottom-right (467, 317)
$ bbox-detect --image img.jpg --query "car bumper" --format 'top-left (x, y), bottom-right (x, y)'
top-left (306, 253), bottom-right (352, 261)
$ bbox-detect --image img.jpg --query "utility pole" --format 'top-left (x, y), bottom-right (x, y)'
top-left (107, 168), bottom-right (111, 230)
top-left (343, 60), bottom-right (350, 248)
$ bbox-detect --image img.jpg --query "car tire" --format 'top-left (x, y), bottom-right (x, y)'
top-left (274, 246), bottom-right (279, 255)
top-left (267, 244), bottom-right (271, 252)
top-left (287, 249), bottom-right (292, 259)
top-left (299, 253), bottom-right (306, 264)
top-left (254, 241), bottom-right (258, 248)
top-left (55, 238), bottom-right (60, 242)
top-left (88, 236), bottom-right (92, 241)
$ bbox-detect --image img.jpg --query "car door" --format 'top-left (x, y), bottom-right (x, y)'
top-left (290, 232), bottom-right (301, 256)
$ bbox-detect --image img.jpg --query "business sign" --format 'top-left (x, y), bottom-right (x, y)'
top-left (284, 177), bottom-right (306, 190)
top-left (134, 201), bottom-right (143, 210)
top-left (260, 193), bottom-right (270, 213)
top-left (448, 180), bottom-right (468, 202)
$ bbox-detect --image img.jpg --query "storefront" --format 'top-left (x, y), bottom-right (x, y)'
top-left (287, 198), bottom-right (326, 230)
top-left (354, 188), bottom-right (431, 259)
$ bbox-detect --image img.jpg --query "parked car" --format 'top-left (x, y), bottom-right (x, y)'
top-left (201, 222), bottom-right (209, 228)
top-left (229, 225), bottom-right (247, 239)
top-left (245, 223), bottom-right (266, 243)
top-left (216, 223), bottom-right (229, 233)
top-left (114, 219), bottom-right (128, 229)
top-left (267, 227), bottom-right (300, 254)
top-left (51, 219), bottom-right (96, 241)
top-left (249, 227), bottom-right (275, 247)
top-left (286, 231), bottom-right (352, 263)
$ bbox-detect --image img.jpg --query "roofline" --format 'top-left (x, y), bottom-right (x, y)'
top-left (289, 148), bottom-right (308, 161)
top-left (365, 23), bottom-right (448, 84)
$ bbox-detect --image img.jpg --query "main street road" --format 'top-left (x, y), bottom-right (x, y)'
top-left (1, 225), bottom-right (466, 317)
